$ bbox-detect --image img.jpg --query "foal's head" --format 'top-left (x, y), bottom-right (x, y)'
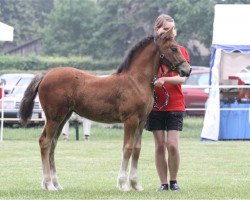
top-left (154, 28), bottom-right (192, 77)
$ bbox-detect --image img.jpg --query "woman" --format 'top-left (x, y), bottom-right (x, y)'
top-left (145, 14), bottom-right (190, 191)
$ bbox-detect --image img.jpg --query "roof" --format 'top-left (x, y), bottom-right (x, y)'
top-left (4, 38), bottom-right (42, 54)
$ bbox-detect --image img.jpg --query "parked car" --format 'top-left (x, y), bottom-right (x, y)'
top-left (191, 66), bottom-right (209, 71)
top-left (0, 73), bottom-right (35, 95)
top-left (183, 68), bottom-right (210, 115)
top-left (0, 74), bottom-right (44, 126)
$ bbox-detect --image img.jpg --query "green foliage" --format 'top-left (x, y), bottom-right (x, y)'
top-left (0, 55), bottom-right (120, 71)
top-left (170, 0), bottom-right (215, 48)
top-left (42, 0), bottom-right (100, 57)
top-left (92, 0), bottom-right (154, 58)
top-left (0, 0), bottom-right (53, 46)
top-left (2, 0), bottom-right (250, 67)
top-left (41, 0), bottom-right (217, 62)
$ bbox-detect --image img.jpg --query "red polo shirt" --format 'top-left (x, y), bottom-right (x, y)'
top-left (152, 46), bottom-right (190, 112)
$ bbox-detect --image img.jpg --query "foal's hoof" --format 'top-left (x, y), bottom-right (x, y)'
top-left (54, 183), bottom-right (63, 190)
top-left (117, 180), bottom-right (130, 192)
top-left (117, 183), bottom-right (130, 192)
top-left (130, 180), bottom-right (144, 192)
top-left (117, 176), bottom-right (130, 192)
top-left (42, 182), bottom-right (58, 191)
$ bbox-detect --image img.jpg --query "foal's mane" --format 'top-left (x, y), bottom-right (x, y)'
top-left (116, 35), bottom-right (154, 73)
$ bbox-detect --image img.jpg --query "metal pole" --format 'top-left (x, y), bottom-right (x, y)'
top-left (0, 84), bottom-right (5, 141)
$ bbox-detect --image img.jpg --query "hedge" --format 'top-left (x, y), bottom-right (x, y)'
top-left (0, 55), bottom-right (121, 71)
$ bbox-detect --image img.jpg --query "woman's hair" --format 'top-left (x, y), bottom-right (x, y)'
top-left (154, 14), bottom-right (175, 32)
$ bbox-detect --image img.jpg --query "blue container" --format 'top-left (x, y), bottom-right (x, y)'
top-left (243, 104), bottom-right (250, 139)
top-left (219, 103), bottom-right (250, 140)
top-left (219, 103), bottom-right (230, 139)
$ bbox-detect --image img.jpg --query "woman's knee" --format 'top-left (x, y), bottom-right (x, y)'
top-left (155, 143), bottom-right (166, 154)
top-left (166, 142), bottom-right (178, 156)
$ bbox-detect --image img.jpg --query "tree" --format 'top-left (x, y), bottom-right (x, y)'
top-left (91, 0), bottom-right (171, 58)
top-left (0, 0), bottom-right (53, 45)
top-left (92, 0), bottom-right (214, 61)
top-left (3, 0), bottom-right (249, 65)
top-left (170, 0), bottom-right (250, 49)
top-left (42, 0), bottom-right (99, 56)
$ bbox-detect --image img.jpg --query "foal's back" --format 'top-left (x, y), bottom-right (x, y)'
top-left (38, 67), bottom-right (143, 123)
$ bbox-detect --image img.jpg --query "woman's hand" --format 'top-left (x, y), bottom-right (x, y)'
top-left (154, 77), bottom-right (166, 87)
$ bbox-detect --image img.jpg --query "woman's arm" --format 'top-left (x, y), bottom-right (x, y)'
top-left (154, 75), bottom-right (186, 87)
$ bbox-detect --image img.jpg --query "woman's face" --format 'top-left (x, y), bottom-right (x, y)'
top-left (156, 21), bottom-right (175, 35)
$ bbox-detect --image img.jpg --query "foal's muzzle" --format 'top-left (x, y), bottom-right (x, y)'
top-left (180, 67), bottom-right (192, 77)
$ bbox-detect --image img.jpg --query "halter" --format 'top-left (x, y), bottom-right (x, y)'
top-left (154, 36), bottom-right (186, 74)
top-left (152, 36), bottom-right (185, 110)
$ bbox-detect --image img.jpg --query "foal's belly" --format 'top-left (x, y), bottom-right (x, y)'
top-left (75, 106), bottom-right (122, 124)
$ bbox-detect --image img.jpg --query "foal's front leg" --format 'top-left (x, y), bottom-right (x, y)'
top-left (129, 123), bottom-right (144, 192)
top-left (117, 136), bottom-right (132, 191)
top-left (117, 120), bottom-right (138, 191)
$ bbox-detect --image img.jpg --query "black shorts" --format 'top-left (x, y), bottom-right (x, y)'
top-left (145, 111), bottom-right (184, 131)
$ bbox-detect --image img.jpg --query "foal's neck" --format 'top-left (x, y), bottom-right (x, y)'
top-left (128, 42), bottom-right (158, 84)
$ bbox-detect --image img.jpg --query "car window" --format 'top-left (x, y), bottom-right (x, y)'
top-left (185, 72), bottom-right (209, 85)
top-left (11, 86), bottom-right (27, 96)
top-left (0, 74), bottom-right (21, 85)
top-left (185, 74), bottom-right (199, 85)
top-left (197, 73), bottom-right (209, 85)
top-left (16, 77), bottom-right (33, 85)
top-left (11, 77), bottom-right (33, 96)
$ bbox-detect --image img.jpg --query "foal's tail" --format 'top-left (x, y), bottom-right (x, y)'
top-left (19, 73), bottom-right (45, 125)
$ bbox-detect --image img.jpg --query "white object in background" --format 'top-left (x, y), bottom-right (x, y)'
top-left (0, 22), bottom-right (14, 41)
top-left (213, 4), bottom-right (250, 45)
top-left (201, 49), bottom-right (221, 141)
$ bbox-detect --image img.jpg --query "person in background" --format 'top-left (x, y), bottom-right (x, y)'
top-left (145, 14), bottom-right (190, 191)
top-left (62, 113), bottom-right (92, 141)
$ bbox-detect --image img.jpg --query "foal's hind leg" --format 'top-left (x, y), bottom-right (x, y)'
top-left (117, 117), bottom-right (139, 192)
top-left (49, 137), bottom-right (63, 190)
top-left (49, 114), bottom-right (72, 190)
top-left (39, 120), bottom-right (59, 191)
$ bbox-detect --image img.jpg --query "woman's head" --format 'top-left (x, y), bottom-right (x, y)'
top-left (154, 14), bottom-right (176, 37)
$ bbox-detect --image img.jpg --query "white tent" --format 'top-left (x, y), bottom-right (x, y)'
top-left (0, 22), bottom-right (14, 41)
top-left (201, 4), bottom-right (250, 140)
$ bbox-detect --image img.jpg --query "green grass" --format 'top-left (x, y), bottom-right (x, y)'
top-left (1, 116), bottom-right (250, 199)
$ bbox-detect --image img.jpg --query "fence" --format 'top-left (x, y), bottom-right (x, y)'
top-left (182, 84), bottom-right (250, 111)
top-left (1, 84), bottom-right (250, 141)
top-left (0, 84), bottom-right (45, 141)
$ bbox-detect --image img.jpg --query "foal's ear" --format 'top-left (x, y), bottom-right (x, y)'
top-left (161, 27), bottom-right (175, 40)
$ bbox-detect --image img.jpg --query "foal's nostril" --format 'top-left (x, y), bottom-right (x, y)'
top-left (180, 67), bottom-right (192, 77)
top-left (179, 70), bottom-right (185, 77)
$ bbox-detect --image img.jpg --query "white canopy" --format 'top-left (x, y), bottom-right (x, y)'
top-left (212, 4), bottom-right (250, 45)
top-left (0, 22), bottom-right (14, 41)
top-left (201, 4), bottom-right (250, 141)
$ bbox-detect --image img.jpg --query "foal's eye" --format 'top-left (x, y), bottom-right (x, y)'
top-left (170, 47), bottom-right (178, 53)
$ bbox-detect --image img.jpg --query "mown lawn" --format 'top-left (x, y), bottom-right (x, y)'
top-left (0, 116), bottom-right (250, 199)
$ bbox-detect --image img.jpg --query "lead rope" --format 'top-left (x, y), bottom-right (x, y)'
top-left (152, 68), bottom-right (170, 110)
